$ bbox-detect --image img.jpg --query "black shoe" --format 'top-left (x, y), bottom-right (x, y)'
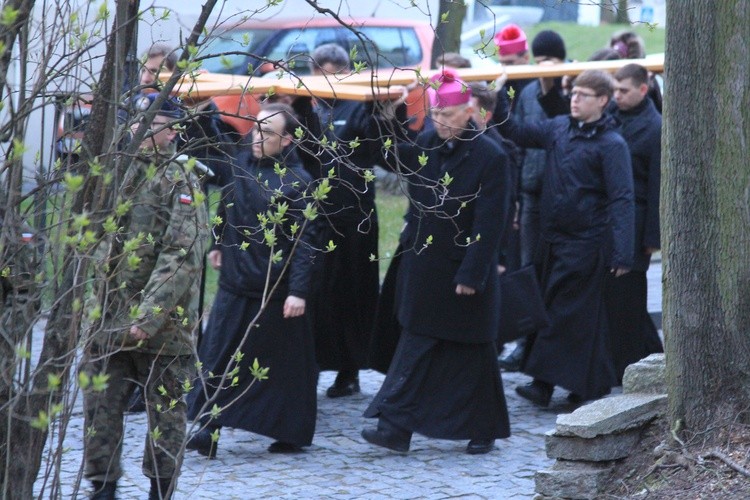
top-left (361, 419), bottom-right (411, 452)
top-left (125, 386), bottom-right (146, 413)
top-left (326, 377), bottom-right (360, 398)
top-left (466, 439), bottom-right (495, 455)
top-left (90, 481), bottom-right (117, 500)
top-left (566, 392), bottom-right (584, 404)
top-left (148, 477), bottom-right (174, 500)
top-left (515, 380), bottom-right (553, 407)
top-left (186, 427), bottom-right (219, 459)
top-left (268, 441), bottom-right (303, 453)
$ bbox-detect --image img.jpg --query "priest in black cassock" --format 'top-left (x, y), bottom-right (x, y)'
top-left (186, 103), bottom-right (319, 457)
top-left (362, 69), bottom-right (512, 455)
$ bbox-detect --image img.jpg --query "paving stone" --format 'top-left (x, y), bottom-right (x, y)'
top-left (555, 394), bottom-right (667, 438)
top-left (622, 353), bottom-right (666, 394)
top-left (545, 427), bottom-right (641, 461)
top-left (534, 460), bottom-right (615, 499)
top-left (29, 263), bottom-right (668, 498)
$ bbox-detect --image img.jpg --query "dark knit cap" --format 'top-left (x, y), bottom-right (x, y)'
top-left (531, 30), bottom-right (566, 60)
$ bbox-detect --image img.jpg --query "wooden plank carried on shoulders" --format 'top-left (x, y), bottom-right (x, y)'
top-left (339, 54), bottom-right (665, 86)
top-left (165, 72), bottom-right (403, 101)
top-left (163, 54), bottom-right (664, 101)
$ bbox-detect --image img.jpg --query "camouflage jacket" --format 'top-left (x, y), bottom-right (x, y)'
top-left (92, 146), bottom-right (209, 356)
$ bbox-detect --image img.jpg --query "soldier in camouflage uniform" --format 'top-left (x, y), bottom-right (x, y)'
top-left (81, 94), bottom-right (209, 500)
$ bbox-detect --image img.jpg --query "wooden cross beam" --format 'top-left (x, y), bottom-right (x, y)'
top-left (164, 54), bottom-right (664, 102)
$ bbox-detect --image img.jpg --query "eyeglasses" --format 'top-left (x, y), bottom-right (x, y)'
top-left (570, 90), bottom-right (599, 100)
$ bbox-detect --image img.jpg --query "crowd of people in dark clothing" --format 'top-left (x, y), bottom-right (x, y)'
top-left (77, 24), bottom-right (665, 498)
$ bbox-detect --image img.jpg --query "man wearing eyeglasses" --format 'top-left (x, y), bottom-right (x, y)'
top-left (495, 69), bottom-right (635, 408)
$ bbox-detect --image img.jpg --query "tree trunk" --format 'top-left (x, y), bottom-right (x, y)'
top-left (431, 0), bottom-right (466, 68)
top-left (663, 0), bottom-right (750, 439)
top-left (615, 0), bottom-right (631, 24)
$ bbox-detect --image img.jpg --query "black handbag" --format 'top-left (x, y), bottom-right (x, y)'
top-left (498, 265), bottom-right (550, 343)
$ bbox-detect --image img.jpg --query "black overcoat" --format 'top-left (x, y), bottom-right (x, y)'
top-left (393, 127), bottom-right (512, 344)
top-left (187, 147), bottom-right (319, 446)
top-left (613, 97), bottom-right (661, 272)
top-left (497, 99), bottom-right (635, 398)
top-left (307, 98), bottom-right (381, 371)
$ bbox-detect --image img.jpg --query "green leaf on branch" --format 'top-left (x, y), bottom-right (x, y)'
top-left (115, 200), bottom-right (132, 217)
top-left (250, 358), bottom-right (269, 381)
top-left (418, 152), bottom-right (428, 167)
top-left (150, 426), bottom-right (163, 442)
top-left (31, 411), bottom-right (50, 430)
top-left (88, 305), bottom-right (102, 322)
top-left (91, 373), bottom-right (109, 392)
top-left (273, 162), bottom-right (287, 177)
top-left (312, 178), bottom-right (332, 201)
top-left (47, 373), bottom-right (62, 391)
top-left (302, 203), bottom-right (318, 221)
top-left (103, 216), bottom-right (119, 234)
top-left (63, 173), bottom-right (85, 193)
top-left (210, 404), bottom-right (222, 419)
top-left (79, 372), bottom-right (91, 390)
top-left (0, 6), bottom-right (20, 26)
top-left (96, 2), bottom-right (110, 21)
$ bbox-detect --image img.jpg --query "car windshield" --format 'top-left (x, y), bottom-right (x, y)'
top-left (201, 28), bottom-right (276, 74)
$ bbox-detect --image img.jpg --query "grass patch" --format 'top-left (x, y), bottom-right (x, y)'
top-left (525, 21), bottom-right (665, 61)
top-left (376, 192), bottom-right (408, 281)
top-left (475, 21), bottom-right (665, 63)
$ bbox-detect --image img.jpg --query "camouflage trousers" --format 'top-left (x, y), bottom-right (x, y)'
top-left (81, 350), bottom-right (195, 483)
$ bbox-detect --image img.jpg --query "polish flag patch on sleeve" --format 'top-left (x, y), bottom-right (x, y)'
top-left (179, 193), bottom-right (193, 205)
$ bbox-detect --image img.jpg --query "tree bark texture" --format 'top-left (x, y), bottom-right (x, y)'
top-left (431, 0), bottom-right (466, 68)
top-left (663, 0), bottom-right (750, 437)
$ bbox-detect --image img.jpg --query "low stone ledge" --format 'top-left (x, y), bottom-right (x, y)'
top-left (535, 460), bottom-right (615, 499)
top-left (623, 353), bottom-right (666, 394)
top-left (545, 427), bottom-right (641, 461)
top-left (555, 394), bottom-right (666, 438)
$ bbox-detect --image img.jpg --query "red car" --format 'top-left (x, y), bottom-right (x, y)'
top-left (201, 18), bottom-right (434, 135)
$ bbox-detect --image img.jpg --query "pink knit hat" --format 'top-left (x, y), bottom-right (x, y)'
top-left (426, 69), bottom-right (471, 108)
top-left (494, 24), bottom-right (528, 56)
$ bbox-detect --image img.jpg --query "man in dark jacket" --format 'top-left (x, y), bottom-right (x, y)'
top-left (605, 63), bottom-right (663, 381)
top-left (186, 103), bottom-right (319, 456)
top-left (307, 43), bottom-right (381, 398)
top-left (496, 70), bottom-right (635, 406)
top-left (362, 69), bottom-right (512, 455)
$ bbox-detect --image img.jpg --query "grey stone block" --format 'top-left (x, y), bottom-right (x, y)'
top-left (535, 460), bottom-right (614, 499)
top-left (623, 353), bottom-right (666, 394)
top-left (555, 394), bottom-right (666, 438)
top-left (545, 427), bottom-right (641, 461)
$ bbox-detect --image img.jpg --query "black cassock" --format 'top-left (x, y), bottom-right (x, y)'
top-left (497, 103), bottom-right (636, 400)
top-left (187, 148), bottom-right (318, 447)
top-left (365, 126), bottom-right (512, 440)
top-left (605, 96), bottom-right (664, 381)
top-left (307, 99), bottom-right (381, 373)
